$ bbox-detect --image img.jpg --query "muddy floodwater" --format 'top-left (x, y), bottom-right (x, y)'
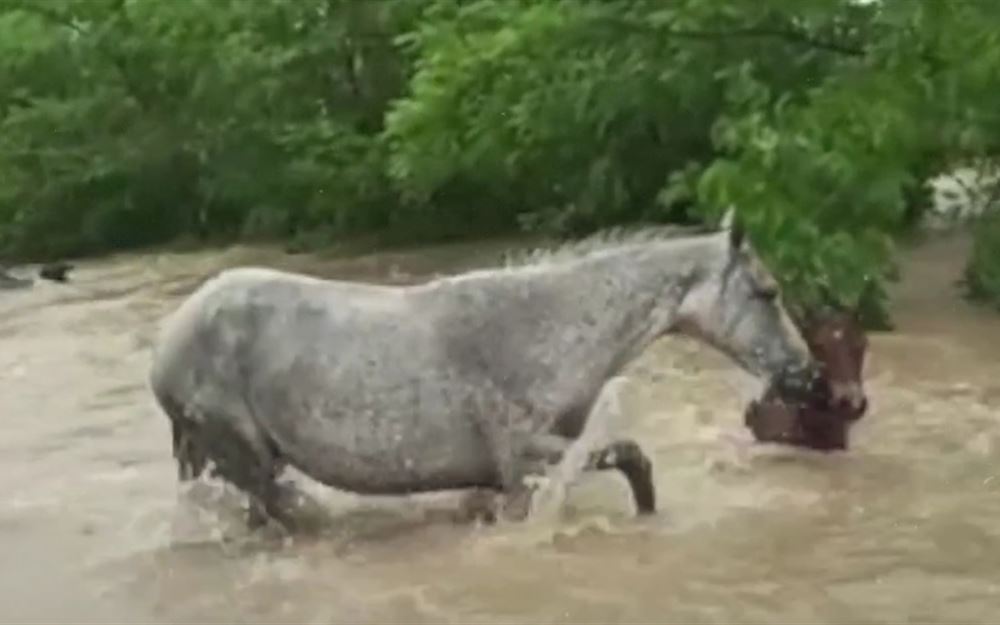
top-left (1, 233), bottom-right (999, 624)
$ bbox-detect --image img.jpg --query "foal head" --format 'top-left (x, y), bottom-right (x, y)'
top-left (801, 304), bottom-right (869, 417)
top-left (745, 302), bottom-right (871, 451)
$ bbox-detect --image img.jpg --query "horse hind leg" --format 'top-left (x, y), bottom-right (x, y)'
top-left (188, 413), bottom-right (298, 532)
top-left (159, 395), bottom-right (207, 481)
top-left (171, 419), bottom-right (207, 481)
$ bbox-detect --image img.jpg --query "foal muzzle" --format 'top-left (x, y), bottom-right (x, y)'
top-left (830, 381), bottom-right (868, 419)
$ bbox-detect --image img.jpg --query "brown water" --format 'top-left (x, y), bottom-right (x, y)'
top-left (2, 233), bottom-right (999, 624)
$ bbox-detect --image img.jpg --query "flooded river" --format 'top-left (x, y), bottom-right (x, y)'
top-left (1, 232), bottom-right (999, 624)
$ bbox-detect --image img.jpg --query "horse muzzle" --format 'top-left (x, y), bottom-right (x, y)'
top-left (830, 381), bottom-right (868, 419)
top-left (771, 364), bottom-right (826, 404)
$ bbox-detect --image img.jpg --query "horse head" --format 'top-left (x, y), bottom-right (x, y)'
top-left (675, 208), bottom-right (821, 394)
top-left (799, 291), bottom-right (870, 419)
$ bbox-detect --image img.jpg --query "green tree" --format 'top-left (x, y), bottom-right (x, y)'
top-left (3, 0), bottom-right (1000, 323)
top-left (0, 0), bottom-right (424, 258)
top-left (386, 0), bottom-right (1000, 324)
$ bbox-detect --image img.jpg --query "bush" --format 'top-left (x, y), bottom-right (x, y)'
top-left (3, 0), bottom-right (1000, 326)
top-left (0, 0), bottom-right (423, 260)
top-left (966, 211), bottom-right (1000, 309)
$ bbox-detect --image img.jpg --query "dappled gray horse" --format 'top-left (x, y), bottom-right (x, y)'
top-left (149, 215), bottom-right (820, 529)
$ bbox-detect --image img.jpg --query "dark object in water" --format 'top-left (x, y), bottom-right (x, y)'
top-left (39, 261), bottom-right (73, 283)
top-left (745, 306), bottom-right (869, 451)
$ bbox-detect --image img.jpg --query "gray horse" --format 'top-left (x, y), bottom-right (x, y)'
top-left (149, 214), bottom-right (820, 529)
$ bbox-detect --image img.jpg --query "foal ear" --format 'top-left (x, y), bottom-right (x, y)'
top-left (854, 278), bottom-right (874, 319)
top-left (720, 206), bottom-right (736, 230)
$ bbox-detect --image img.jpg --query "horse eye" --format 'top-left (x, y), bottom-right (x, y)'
top-left (755, 287), bottom-right (778, 301)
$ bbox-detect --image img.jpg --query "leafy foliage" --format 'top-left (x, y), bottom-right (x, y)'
top-left (0, 0), bottom-right (424, 258)
top-left (2, 0), bottom-right (1000, 320)
top-left (966, 208), bottom-right (1000, 310)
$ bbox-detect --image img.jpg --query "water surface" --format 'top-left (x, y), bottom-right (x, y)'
top-left (1, 233), bottom-right (998, 624)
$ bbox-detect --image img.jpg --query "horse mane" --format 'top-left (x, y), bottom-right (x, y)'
top-left (420, 222), bottom-right (717, 288)
top-left (498, 223), bottom-right (715, 270)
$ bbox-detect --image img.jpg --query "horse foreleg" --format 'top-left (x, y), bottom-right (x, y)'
top-left (533, 375), bottom-right (656, 516)
top-left (450, 433), bottom-right (565, 525)
top-left (585, 440), bottom-right (656, 514)
top-left (523, 433), bottom-right (657, 515)
top-left (492, 446), bottom-right (549, 523)
top-left (535, 377), bottom-right (630, 502)
top-left (473, 377), bottom-right (650, 521)
top-left (468, 391), bottom-right (551, 522)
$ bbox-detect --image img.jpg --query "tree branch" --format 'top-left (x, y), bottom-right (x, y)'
top-left (2, 3), bottom-right (84, 36)
top-left (609, 15), bottom-right (868, 58)
top-left (1, 2), bottom-right (154, 111)
top-left (661, 25), bottom-right (867, 57)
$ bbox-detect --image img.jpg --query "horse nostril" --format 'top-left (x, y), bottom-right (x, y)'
top-left (839, 396), bottom-right (867, 418)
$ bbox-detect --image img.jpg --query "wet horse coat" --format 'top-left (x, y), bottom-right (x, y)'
top-left (150, 219), bottom-right (819, 527)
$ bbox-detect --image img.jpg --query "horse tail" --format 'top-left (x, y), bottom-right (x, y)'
top-left (157, 393), bottom-right (208, 482)
top-left (172, 414), bottom-right (208, 481)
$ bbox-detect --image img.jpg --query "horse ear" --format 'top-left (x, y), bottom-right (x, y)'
top-left (720, 206), bottom-right (735, 230)
top-left (730, 222), bottom-right (745, 251)
top-left (720, 206), bottom-right (745, 251)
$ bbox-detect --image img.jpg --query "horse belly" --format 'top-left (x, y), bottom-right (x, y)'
top-left (236, 290), bottom-right (499, 495)
top-left (250, 373), bottom-right (497, 495)
top-left (275, 409), bottom-right (496, 494)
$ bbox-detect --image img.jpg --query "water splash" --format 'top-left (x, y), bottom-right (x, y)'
top-left (529, 377), bottom-right (629, 521)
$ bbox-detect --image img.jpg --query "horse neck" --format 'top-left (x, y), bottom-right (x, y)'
top-left (584, 239), bottom-right (721, 369)
top-left (548, 250), bottom-right (668, 366)
top-left (448, 237), bottom-right (715, 386)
